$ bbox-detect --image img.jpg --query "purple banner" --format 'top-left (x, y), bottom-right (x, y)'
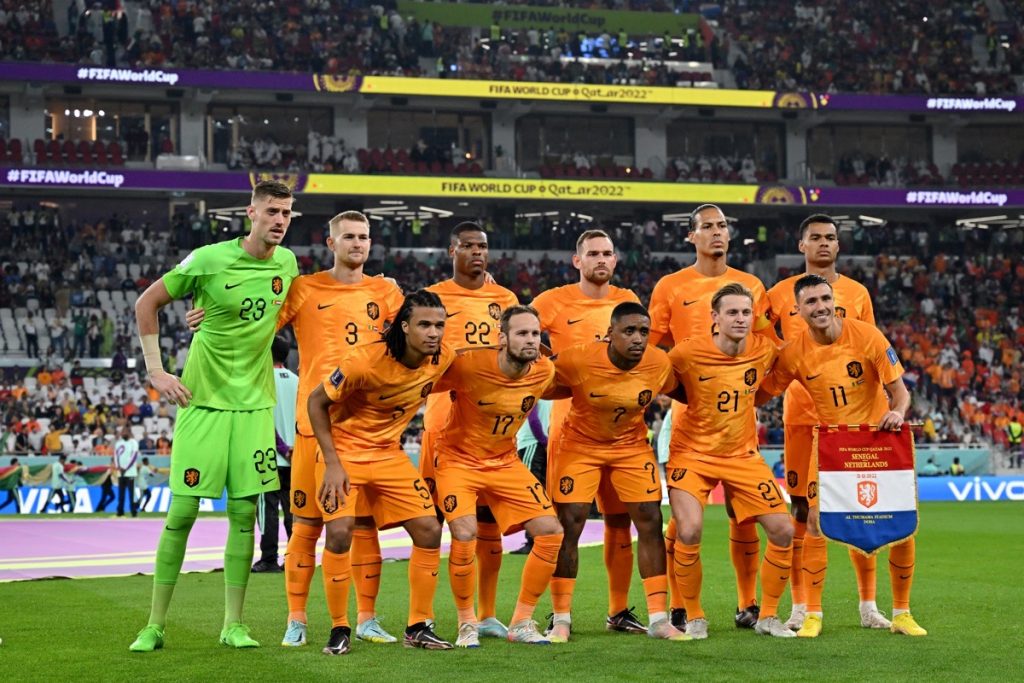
top-left (0, 167), bottom-right (307, 193)
top-left (2, 61), bottom-right (1023, 114)
top-left (2, 165), bottom-right (1021, 207)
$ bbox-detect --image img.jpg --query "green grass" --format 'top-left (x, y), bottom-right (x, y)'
top-left (1, 502), bottom-right (1020, 681)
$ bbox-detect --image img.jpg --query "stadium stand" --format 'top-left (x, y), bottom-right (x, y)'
top-left (722, 0), bottom-right (1022, 95)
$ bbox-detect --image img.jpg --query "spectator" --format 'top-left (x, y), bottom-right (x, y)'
top-left (22, 312), bottom-right (39, 358)
top-left (949, 457), bottom-right (966, 476)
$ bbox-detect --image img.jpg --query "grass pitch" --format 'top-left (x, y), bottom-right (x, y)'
top-left (1, 502), bottom-right (1020, 682)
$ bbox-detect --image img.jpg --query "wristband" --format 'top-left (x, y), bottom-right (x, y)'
top-left (140, 334), bottom-right (163, 374)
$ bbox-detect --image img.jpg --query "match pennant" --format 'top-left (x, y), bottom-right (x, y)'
top-left (813, 424), bottom-right (919, 555)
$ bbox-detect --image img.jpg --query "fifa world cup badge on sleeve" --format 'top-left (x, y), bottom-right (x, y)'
top-left (814, 424), bottom-right (919, 555)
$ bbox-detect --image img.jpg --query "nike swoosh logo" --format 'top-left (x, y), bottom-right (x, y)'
top-left (812, 579), bottom-right (824, 585)
top-left (447, 311), bottom-right (461, 318)
top-left (224, 283), bottom-right (241, 290)
top-left (899, 574), bottom-right (912, 580)
top-left (365, 573), bottom-right (381, 580)
top-left (298, 562), bottom-right (313, 568)
top-left (422, 503), bottom-right (434, 509)
top-left (332, 577), bottom-right (347, 583)
top-left (165, 526), bottom-right (183, 531)
top-left (241, 527), bottom-right (254, 533)
top-left (805, 374), bottom-right (821, 381)
top-left (567, 318), bottom-right (584, 325)
top-left (317, 303), bottom-right (335, 310)
top-left (769, 502), bottom-right (782, 508)
top-left (589, 392), bottom-right (608, 398)
top-left (619, 543), bottom-right (632, 549)
top-left (490, 549), bottom-right (502, 555)
top-left (379, 391), bottom-right (404, 400)
top-left (646, 488), bottom-right (659, 494)
top-left (745, 551), bottom-right (758, 556)
top-left (431, 571), bottom-right (439, 577)
top-left (683, 300), bottom-right (699, 306)
top-left (698, 376), bottom-right (714, 382)
top-left (477, 400), bottom-right (496, 406)
top-left (261, 477), bottom-right (276, 485)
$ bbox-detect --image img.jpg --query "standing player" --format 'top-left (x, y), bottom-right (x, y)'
top-left (648, 204), bottom-right (775, 629)
top-left (434, 306), bottom-right (563, 647)
top-left (422, 221), bottom-right (519, 639)
top-left (275, 211), bottom-right (404, 647)
top-left (530, 229), bottom-right (646, 633)
top-left (187, 210), bottom-right (405, 645)
top-left (308, 290), bottom-right (455, 655)
top-left (765, 214), bottom-right (889, 631)
top-left (666, 283), bottom-right (795, 640)
top-left (129, 180), bottom-right (299, 652)
top-left (757, 275), bottom-right (926, 637)
top-left (547, 302), bottom-right (689, 643)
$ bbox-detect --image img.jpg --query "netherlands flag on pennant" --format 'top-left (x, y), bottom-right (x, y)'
top-left (814, 424), bottom-right (919, 555)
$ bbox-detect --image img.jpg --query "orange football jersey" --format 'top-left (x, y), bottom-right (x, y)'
top-left (760, 318), bottom-right (904, 425)
top-left (321, 342), bottom-right (456, 462)
top-left (555, 341), bottom-right (677, 454)
top-left (766, 273), bottom-right (875, 426)
top-left (278, 272), bottom-right (404, 435)
top-left (532, 284), bottom-right (640, 352)
top-left (648, 265), bottom-right (771, 349)
top-left (421, 279), bottom-right (519, 432)
top-left (667, 333), bottom-right (778, 457)
top-left (434, 348), bottom-right (555, 468)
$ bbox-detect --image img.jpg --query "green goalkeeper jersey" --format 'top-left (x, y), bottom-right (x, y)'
top-left (163, 237), bottom-right (298, 411)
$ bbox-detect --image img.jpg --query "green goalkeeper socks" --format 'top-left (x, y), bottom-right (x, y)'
top-left (148, 495), bottom-right (200, 627)
top-left (224, 496), bottom-right (258, 628)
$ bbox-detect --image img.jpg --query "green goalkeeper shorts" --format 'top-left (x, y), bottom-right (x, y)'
top-left (170, 406), bottom-right (279, 499)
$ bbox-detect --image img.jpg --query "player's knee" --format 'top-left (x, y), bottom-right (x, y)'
top-left (528, 515), bottom-right (562, 538)
top-left (764, 516), bottom-right (794, 547)
top-left (324, 518), bottom-right (354, 554)
top-left (630, 502), bottom-right (663, 535)
top-left (449, 516), bottom-right (478, 542)
top-left (556, 504), bottom-right (588, 535)
top-left (407, 515), bottom-right (442, 548)
top-left (676, 524), bottom-right (702, 546)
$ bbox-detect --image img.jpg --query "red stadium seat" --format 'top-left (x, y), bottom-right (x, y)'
top-left (108, 141), bottom-right (123, 165)
top-left (430, 161), bottom-right (442, 174)
top-left (61, 140), bottom-right (75, 163)
top-left (77, 140), bottom-right (92, 164)
top-left (8, 138), bottom-right (22, 163)
top-left (33, 139), bottom-right (46, 163)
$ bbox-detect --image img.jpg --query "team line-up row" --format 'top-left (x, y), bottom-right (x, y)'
top-left (127, 183), bottom-right (926, 656)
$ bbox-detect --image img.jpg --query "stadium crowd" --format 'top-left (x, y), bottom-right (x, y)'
top-left (1, 204), bottom-right (1021, 458)
top-left (724, 0), bottom-right (1022, 95)
top-left (1, 1), bottom-right (1019, 96)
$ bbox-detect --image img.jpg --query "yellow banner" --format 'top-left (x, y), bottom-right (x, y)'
top-left (303, 174), bottom-right (762, 204)
top-left (359, 76), bottom-right (776, 108)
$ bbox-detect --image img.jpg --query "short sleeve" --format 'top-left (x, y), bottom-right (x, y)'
top-left (434, 353), bottom-right (466, 394)
top-left (532, 290), bottom-right (558, 332)
top-left (647, 279), bottom-right (673, 346)
top-left (162, 256), bottom-right (202, 300)
top-left (323, 362), bottom-right (365, 403)
top-left (553, 347), bottom-right (582, 388)
top-left (383, 284), bottom-right (405, 323)
top-left (870, 329), bottom-right (904, 385)
top-left (276, 276), bottom-right (306, 330)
